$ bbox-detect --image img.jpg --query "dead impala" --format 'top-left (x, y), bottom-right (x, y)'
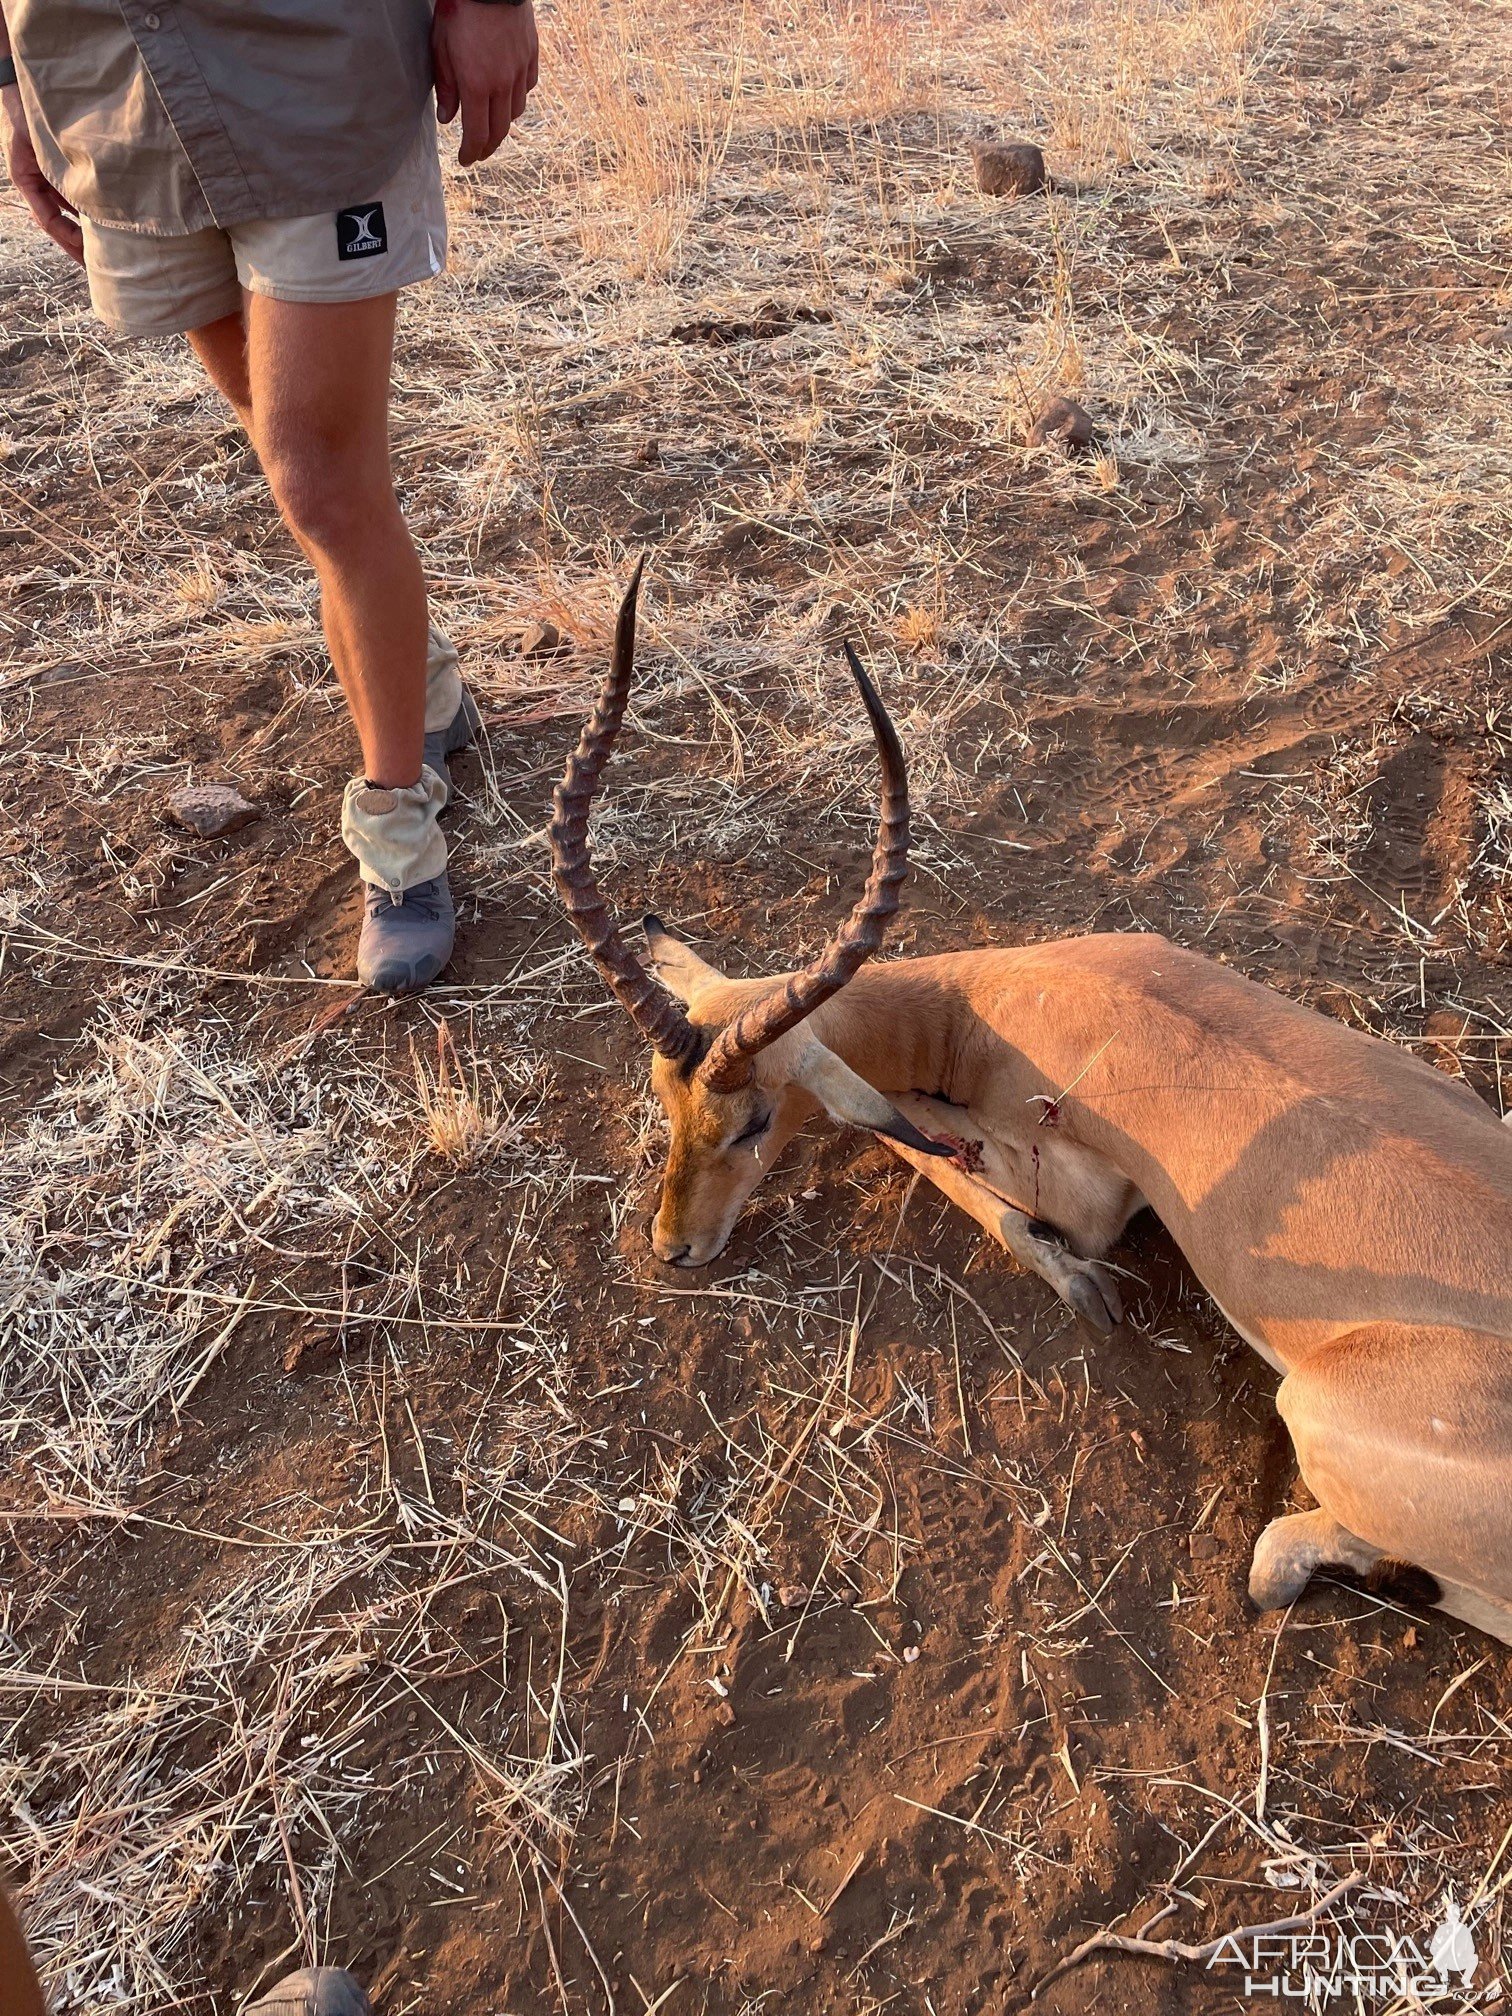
top-left (548, 563), bottom-right (1512, 1643)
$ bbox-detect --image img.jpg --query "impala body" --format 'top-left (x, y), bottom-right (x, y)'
top-left (549, 566), bottom-right (1512, 1643)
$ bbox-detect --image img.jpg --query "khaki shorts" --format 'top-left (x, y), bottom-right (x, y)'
top-left (80, 109), bottom-right (448, 337)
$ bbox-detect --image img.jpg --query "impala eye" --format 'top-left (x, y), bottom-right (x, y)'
top-left (731, 1110), bottom-right (772, 1149)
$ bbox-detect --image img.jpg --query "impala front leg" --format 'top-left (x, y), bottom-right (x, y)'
top-left (885, 1095), bottom-right (1123, 1334)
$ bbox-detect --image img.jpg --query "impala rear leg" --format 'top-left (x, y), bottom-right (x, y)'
top-left (1249, 1509), bottom-right (1385, 1608)
top-left (1256, 1325), bottom-right (1512, 1644)
top-left (885, 1094), bottom-right (1123, 1334)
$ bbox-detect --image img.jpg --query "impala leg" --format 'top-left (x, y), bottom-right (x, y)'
top-left (1249, 1509), bottom-right (1384, 1609)
top-left (883, 1099), bottom-right (1123, 1334)
top-left (1255, 1325), bottom-right (1512, 1642)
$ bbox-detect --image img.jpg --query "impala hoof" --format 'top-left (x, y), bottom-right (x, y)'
top-left (1064, 1262), bottom-right (1122, 1335)
top-left (1249, 1528), bottom-right (1311, 1610)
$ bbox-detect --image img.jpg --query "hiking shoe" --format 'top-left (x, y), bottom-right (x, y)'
top-left (246, 1968), bottom-right (372, 2016)
top-left (341, 770), bottom-right (453, 995)
top-left (422, 687), bottom-right (482, 801)
top-left (357, 871), bottom-right (455, 996)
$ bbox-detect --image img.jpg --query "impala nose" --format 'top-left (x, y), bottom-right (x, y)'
top-left (650, 1225), bottom-right (692, 1265)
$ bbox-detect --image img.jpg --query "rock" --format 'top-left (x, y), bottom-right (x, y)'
top-left (519, 619), bottom-right (563, 659)
top-left (971, 140), bottom-right (1047, 198)
top-left (167, 782), bottom-right (259, 838)
top-left (1028, 394), bottom-right (1096, 450)
top-left (1188, 1532), bottom-right (1223, 1562)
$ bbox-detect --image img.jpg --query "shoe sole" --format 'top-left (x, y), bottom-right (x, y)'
top-left (361, 948), bottom-right (452, 996)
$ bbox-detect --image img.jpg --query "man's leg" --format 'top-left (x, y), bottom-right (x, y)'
top-left (245, 291), bottom-right (425, 789)
top-left (186, 302), bottom-right (474, 786)
top-left (227, 290), bottom-right (455, 993)
top-left (187, 312), bottom-right (252, 430)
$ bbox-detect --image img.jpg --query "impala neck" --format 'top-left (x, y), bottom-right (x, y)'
top-left (806, 961), bottom-right (977, 1100)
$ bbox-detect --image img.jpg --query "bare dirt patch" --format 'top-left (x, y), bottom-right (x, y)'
top-left (3, 1), bottom-right (1511, 2012)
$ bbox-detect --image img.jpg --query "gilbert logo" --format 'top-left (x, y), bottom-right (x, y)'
top-left (1210, 1891), bottom-right (1482, 2001)
top-left (336, 205), bottom-right (388, 260)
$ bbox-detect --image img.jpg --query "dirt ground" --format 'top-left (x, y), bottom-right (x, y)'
top-left (3, 0), bottom-right (1511, 2011)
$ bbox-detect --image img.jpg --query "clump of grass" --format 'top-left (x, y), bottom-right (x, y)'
top-left (895, 604), bottom-right (940, 654)
top-left (410, 1019), bottom-right (510, 1168)
top-left (167, 558), bottom-right (221, 616)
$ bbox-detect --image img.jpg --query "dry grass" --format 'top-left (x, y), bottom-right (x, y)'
top-left (409, 1020), bottom-right (514, 1169)
top-left (1, 1403), bottom-right (603, 2011)
top-left (4, 0), bottom-right (1512, 2009)
top-left (1, 995), bottom-right (366, 1509)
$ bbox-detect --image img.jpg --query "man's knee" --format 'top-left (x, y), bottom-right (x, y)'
top-left (259, 430), bottom-right (389, 554)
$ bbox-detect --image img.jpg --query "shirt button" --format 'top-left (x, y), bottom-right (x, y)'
top-left (143, 10), bottom-right (161, 25)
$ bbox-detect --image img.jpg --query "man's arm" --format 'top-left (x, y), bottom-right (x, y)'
top-left (0, 1), bottom-right (84, 262)
top-left (431, 0), bottom-right (538, 169)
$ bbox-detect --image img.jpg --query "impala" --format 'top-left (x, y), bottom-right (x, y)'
top-left (548, 564), bottom-right (1512, 1643)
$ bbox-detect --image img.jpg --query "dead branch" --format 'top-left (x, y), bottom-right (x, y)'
top-left (1033, 1869), bottom-right (1368, 1998)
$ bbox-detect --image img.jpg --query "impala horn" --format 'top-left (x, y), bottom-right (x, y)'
top-left (698, 641), bottom-right (910, 1093)
top-left (548, 559), bottom-right (703, 1066)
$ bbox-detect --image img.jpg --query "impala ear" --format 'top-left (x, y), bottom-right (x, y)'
top-left (791, 1040), bottom-right (951, 1157)
top-left (642, 915), bottom-right (726, 1002)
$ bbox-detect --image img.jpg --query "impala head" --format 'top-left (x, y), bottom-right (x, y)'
top-left (547, 560), bottom-right (949, 1266)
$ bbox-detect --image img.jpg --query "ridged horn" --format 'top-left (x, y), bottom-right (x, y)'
top-left (700, 643), bottom-right (909, 1092)
top-left (548, 559), bottom-right (702, 1065)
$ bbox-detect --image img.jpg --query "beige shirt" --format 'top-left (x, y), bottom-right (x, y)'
top-left (8, 0), bottom-right (435, 235)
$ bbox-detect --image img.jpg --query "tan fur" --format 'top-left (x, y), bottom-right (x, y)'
top-left (644, 925), bottom-right (1512, 1642)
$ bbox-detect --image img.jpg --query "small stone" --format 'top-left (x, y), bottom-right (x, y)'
top-left (777, 1583), bottom-right (811, 1610)
top-left (167, 782), bottom-right (259, 838)
top-left (1188, 1532), bottom-right (1222, 1561)
top-left (636, 436), bottom-right (662, 466)
top-left (715, 1700), bottom-right (737, 1727)
top-left (970, 140), bottom-right (1047, 198)
top-left (1027, 394), bottom-right (1096, 450)
top-left (519, 619), bottom-right (563, 659)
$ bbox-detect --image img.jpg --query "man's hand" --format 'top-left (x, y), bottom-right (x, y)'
top-left (2, 82), bottom-right (83, 262)
top-left (432, 0), bottom-right (538, 168)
